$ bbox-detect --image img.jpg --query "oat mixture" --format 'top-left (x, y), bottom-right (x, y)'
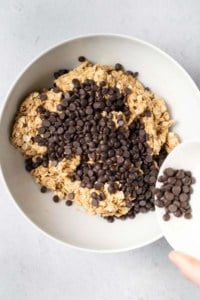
top-left (11, 57), bottom-right (179, 222)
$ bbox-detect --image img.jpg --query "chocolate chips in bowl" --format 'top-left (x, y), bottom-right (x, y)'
top-left (154, 168), bottom-right (196, 221)
top-left (152, 140), bottom-right (200, 258)
top-left (11, 57), bottom-right (179, 223)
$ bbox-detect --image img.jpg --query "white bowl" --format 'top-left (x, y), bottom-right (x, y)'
top-left (1, 34), bottom-right (200, 253)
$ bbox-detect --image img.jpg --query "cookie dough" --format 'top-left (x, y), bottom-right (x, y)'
top-left (11, 60), bottom-right (179, 219)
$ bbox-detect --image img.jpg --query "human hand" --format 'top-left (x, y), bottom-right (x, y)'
top-left (169, 251), bottom-right (200, 286)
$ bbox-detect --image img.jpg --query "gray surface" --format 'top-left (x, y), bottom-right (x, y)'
top-left (0, 0), bottom-right (200, 299)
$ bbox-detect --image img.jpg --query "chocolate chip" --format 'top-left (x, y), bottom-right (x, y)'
top-left (69, 103), bottom-right (76, 111)
top-left (99, 192), bottom-right (105, 201)
top-left (91, 198), bottom-right (99, 207)
top-left (49, 126), bottom-right (56, 132)
top-left (164, 192), bottom-right (174, 201)
top-left (72, 78), bottom-right (80, 87)
top-left (164, 168), bottom-right (175, 177)
top-left (182, 185), bottom-right (190, 193)
top-left (126, 201), bottom-right (133, 208)
top-left (133, 72), bottom-right (139, 77)
top-left (108, 184), bottom-right (116, 194)
top-left (76, 147), bottom-right (83, 155)
top-left (39, 93), bottom-right (47, 101)
top-left (40, 186), bottom-right (47, 193)
top-left (94, 182), bottom-right (103, 190)
top-left (124, 87), bottom-right (132, 95)
top-left (120, 214), bottom-right (128, 220)
top-left (126, 70), bottom-right (134, 76)
top-left (43, 120), bottom-right (51, 127)
top-left (65, 200), bottom-right (73, 206)
top-left (54, 69), bottom-right (69, 79)
top-left (115, 63), bottom-right (124, 71)
top-left (184, 212), bottom-right (192, 219)
top-left (192, 177), bottom-right (196, 184)
top-left (145, 87), bottom-right (151, 91)
top-left (53, 195), bottom-right (59, 203)
top-left (158, 175), bottom-right (167, 182)
top-left (106, 216), bottom-right (114, 223)
top-left (139, 200), bottom-right (146, 207)
top-left (139, 207), bottom-right (148, 213)
top-left (149, 176), bottom-right (156, 184)
top-left (172, 186), bottom-right (181, 195)
top-left (182, 176), bottom-right (192, 185)
top-left (78, 56), bottom-right (86, 62)
top-left (53, 87), bottom-right (60, 93)
top-left (117, 156), bottom-right (124, 164)
top-left (86, 107), bottom-right (93, 115)
top-left (176, 170), bottom-right (185, 179)
top-left (175, 179), bottom-right (182, 186)
top-left (168, 204), bottom-right (178, 213)
top-left (42, 161), bottom-right (48, 167)
top-left (57, 127), bottom-right (64, 134)
top-left (180, 202), bottom-right (189, 210)
top-left (38, 127), bottom-right (46, 134)
top-left (65, 148), bottom-right (72, 155)
top-left (144, 109), bottom-right (151, 117)
top-left (163, 213), bottom-right (170, 221)
top-left (68, 192), bottom-right (75, 200)
top-left (179, 193), bottom-right (189, 202)
top-left (174, 210), bottom-right (182, 217)
top-left (36, 105), bottom-right (45, 114)
top-left (168, 177), bottom-right (176, 184)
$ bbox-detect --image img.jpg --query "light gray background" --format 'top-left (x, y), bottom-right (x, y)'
top-left (0, 0), bottom-right (200, 299)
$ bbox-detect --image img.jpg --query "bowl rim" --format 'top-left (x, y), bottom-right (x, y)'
top-left (0, 33), bottom-right (199, 253)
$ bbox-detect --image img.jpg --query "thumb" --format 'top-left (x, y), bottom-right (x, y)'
top-left (169, 251), bottom-right (200, 286)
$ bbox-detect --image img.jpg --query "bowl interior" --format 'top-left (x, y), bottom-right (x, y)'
top-left (1, 35), bottom-right (200, 252)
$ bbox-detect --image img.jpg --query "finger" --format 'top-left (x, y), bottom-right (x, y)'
top-left (169, 251), bottom-right (200, 286)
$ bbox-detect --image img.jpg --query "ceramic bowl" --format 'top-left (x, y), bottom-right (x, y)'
top-left (1, 34), bottom-right (200, 252)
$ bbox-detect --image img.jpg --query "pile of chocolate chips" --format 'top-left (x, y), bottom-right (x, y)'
top-left (154, 168), bottom-right (195, 221)
top-left (25, 61), bottom-right (167, 222)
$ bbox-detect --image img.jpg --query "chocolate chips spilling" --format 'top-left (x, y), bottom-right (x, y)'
top-left (154, 168), bottom-right (195, 221)
top-left (29, 73), bottom-right (167, 222)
